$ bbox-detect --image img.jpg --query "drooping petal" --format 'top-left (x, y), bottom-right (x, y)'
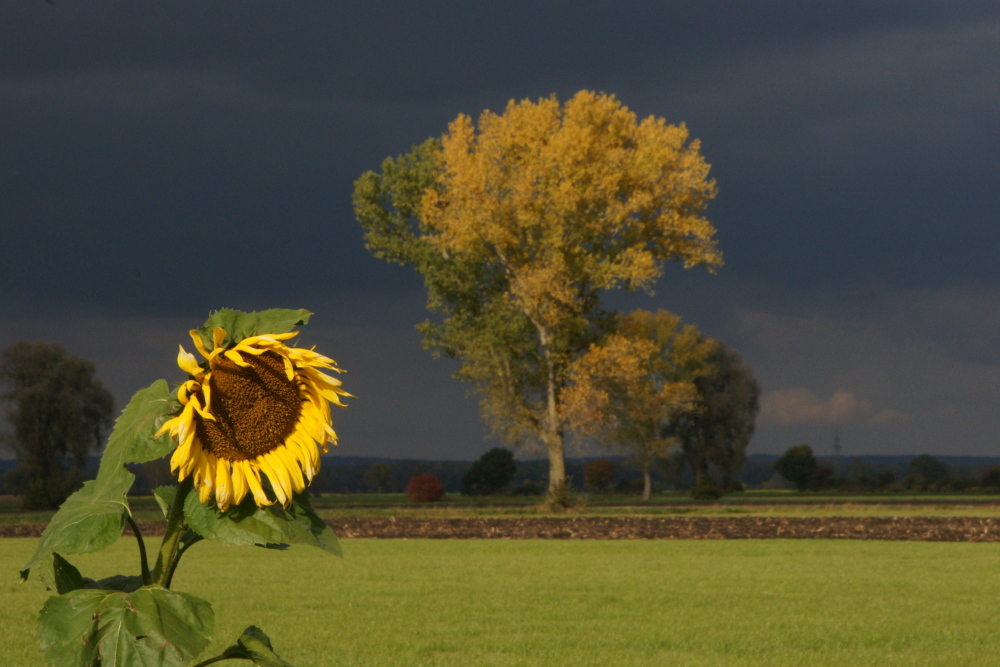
top-left (189, 329), bottom-right (211, 359)
top-left (177, 346), bottom-right (204, 378)
top-left (215, 459), bottom-right (234, 512)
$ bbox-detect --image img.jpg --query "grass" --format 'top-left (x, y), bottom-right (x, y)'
top-left (4, 537), bottom-right (1000, 666)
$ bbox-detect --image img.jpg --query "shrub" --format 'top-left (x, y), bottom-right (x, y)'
top-left (584, 460), bottom-right (616, 492)
top-left (982, 467), bottom-right (1000, 490)
top-left (462, 447), bottom-right (517, 495)
top-left (511, 479), bottom-right (544, 496)
top-left (774, 444), bottom-right (818, 491)
top-left (364, 462), bottom-right (394, 494)
top-left (690, 472), bottom-right (721, 500)
top-left (616, 478), bottom-right (645, 495)
top-left (406, 474), bottom-right (446, 502)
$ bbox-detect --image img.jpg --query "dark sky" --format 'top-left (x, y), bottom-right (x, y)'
top-left (2, 1), bottom-right (998, 459)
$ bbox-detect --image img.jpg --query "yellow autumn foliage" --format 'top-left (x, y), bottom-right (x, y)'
top-left (421, 90), bottom-right (721, 333)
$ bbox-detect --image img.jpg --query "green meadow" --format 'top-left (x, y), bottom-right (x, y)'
top-left (3, 537), bottom-right (1000, 666)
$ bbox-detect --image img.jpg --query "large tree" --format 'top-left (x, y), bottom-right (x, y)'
top-left (1, 341), bottom-right (115, 509)
top-left (564, 309), bottom-right (715, 500)
top-left (355, 91), bottom-right (720, 503)
top-left (664, 343), bottom-right (760, 496)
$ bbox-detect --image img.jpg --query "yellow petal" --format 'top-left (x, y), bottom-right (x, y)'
top-left (188, 394), bottom-right (215, 422)
top-left (224, 349), bottom-right (251, 367)
top-left (230, 460), bottom-right (249, 506)
top-left (215, 459), bottom-right (234, 512)
top-left (201, 379), bottom-right (212, 413)
top-left (276, 445), bottom-right (306, 493)
top-left (189, 329), bottom-right (211, 359)
top-left (196, 453), bottom-right (217, 504)
top-left (257, 453), bottom-right (290, 507)
top-left (177, 346), bottom-right (201, 378)
top-left (213, 327), bottom-right (227, 349)
top-left (241, 461), bottom-right (272, 507)
top-left (169, 429), bottom-right (197, 477)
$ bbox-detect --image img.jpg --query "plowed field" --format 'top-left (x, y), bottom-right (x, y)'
top-left (5, 515), bottom-right (1000, 541)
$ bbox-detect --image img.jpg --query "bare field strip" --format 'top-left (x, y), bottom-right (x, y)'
top-left (5, 515), bottom-right (1000, 541)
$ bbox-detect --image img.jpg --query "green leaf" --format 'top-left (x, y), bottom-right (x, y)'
top-left (153, 485), bottom-right (176, 519)
top-left (21, 381), bottom-right (178, 580)
top-left (36, 553), bottom-right (86, 595)
top-left (105, 379), bottom-right (177, 466)
top-left (221, 626), bottom-right (295, 667)
top-left (38, 585), bottom-right (214, 667)
top-left (183, 491), bottom-right (341, 556)
top-left (195, 308), bottom-right (312, 350)
top-left (21, 473), bottom-right (134, 580)
top-left (88, 575), bottom-right (144, 593)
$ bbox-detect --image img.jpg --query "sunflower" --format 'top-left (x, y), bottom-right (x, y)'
top-left (155, 327), bottom-right (350, 511)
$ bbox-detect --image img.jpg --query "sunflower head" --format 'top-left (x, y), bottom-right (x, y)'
top-left (156, 323), bottom-right (350, 511)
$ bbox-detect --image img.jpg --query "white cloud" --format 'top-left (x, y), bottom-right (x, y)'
top-left (721, 284), bottom-right (1000, 455)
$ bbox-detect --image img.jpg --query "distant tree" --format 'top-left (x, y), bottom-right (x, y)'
top-left (364, 461), bottom-right (394, 494)
top-left (876, 469), bottom-right (896, 490)
top-left (1, 341), bottom-right (115, 509)
top-left (355, 91), bottom-right (721, 505)
top-left (659, 450), bottom-right (687, 491)
top-left (141, 458), bottom-right (173, 494)
top-left (583, 459), bottom-right (616, 492)
top-left (774, 444), bottom-right (819, 492)
top-left (663, 342), bottom-right (760, 496)
top-left (908, 455), bottom-right (949, 487)
top-left (981, 467), bottom-right (1000, 491)
top-left (845, 457), bottom-right (870, 488)
top-left (565, 309), bottom-right (711, 500)
top-left (462, 447), bottom-right (517, 496)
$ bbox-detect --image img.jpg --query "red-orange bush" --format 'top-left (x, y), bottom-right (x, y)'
top-left (406, 474), bottom-right (446, 502)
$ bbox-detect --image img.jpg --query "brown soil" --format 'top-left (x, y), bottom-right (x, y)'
top-left (6, 516), bottom-right (1000, 541)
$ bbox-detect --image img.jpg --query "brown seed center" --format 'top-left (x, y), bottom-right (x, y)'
top-left (196, 350), bottom-right (301, 461)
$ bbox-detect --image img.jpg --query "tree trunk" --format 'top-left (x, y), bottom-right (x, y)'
top-left (535, 322), bottom-right (569, 506)
top-left (642, 466), bottom-right (652, 501)
top-left (545, 430), bottom-right (567, 499)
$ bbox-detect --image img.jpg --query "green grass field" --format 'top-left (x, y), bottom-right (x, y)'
top-left (4, 537), bottom-right (1000, 666)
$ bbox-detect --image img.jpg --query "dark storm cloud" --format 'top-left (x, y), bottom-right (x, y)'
top-left (1, 2), bottom-right (998, 457)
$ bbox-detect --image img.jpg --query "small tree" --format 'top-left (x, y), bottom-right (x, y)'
top-left (908, 455), bottom-right (949, 488)
top-left (584, 459), bottom-right (616, 493)
top-left (564, 309), bottom-right (710, 500)
top-left (364, 461), bottom-right (394, 494)
top-left (407, 473), bottom-right (446, 502)
top-left (774, 444), bottom-right (818, 492)
top-left (1, 341), bottom-right (115, 509)
top-left (462, 447), bottom-right (517, 495)
top-left (981, 467), bottom-right (1000, 490)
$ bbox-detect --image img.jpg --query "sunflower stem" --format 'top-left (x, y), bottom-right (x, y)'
top-left (125, 513), bottom-right (152, 586)
top-left (188, 654), bottom-right (233, 667)
top-left (152, 476), bottom-right (194, 588)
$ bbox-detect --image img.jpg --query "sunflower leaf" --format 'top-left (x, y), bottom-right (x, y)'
top-left (183, 491), bottom-right (341, 556)
top-left (153, 485), bottom-right (177, 518)
top-left (196, 308), bottom-right (313, 350)
top-left (220, 626), bottom-right (295, 667)
top-left (21, 473), bottom-right (134, 580)
top-left (36, 553), bottom-right (87, 594)
top-left (106, 379), bottom-right (177, 466)
top-left (38, 585), bottom-right (214, 667)
top-left (21, 381), bottom-right (180, 580)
